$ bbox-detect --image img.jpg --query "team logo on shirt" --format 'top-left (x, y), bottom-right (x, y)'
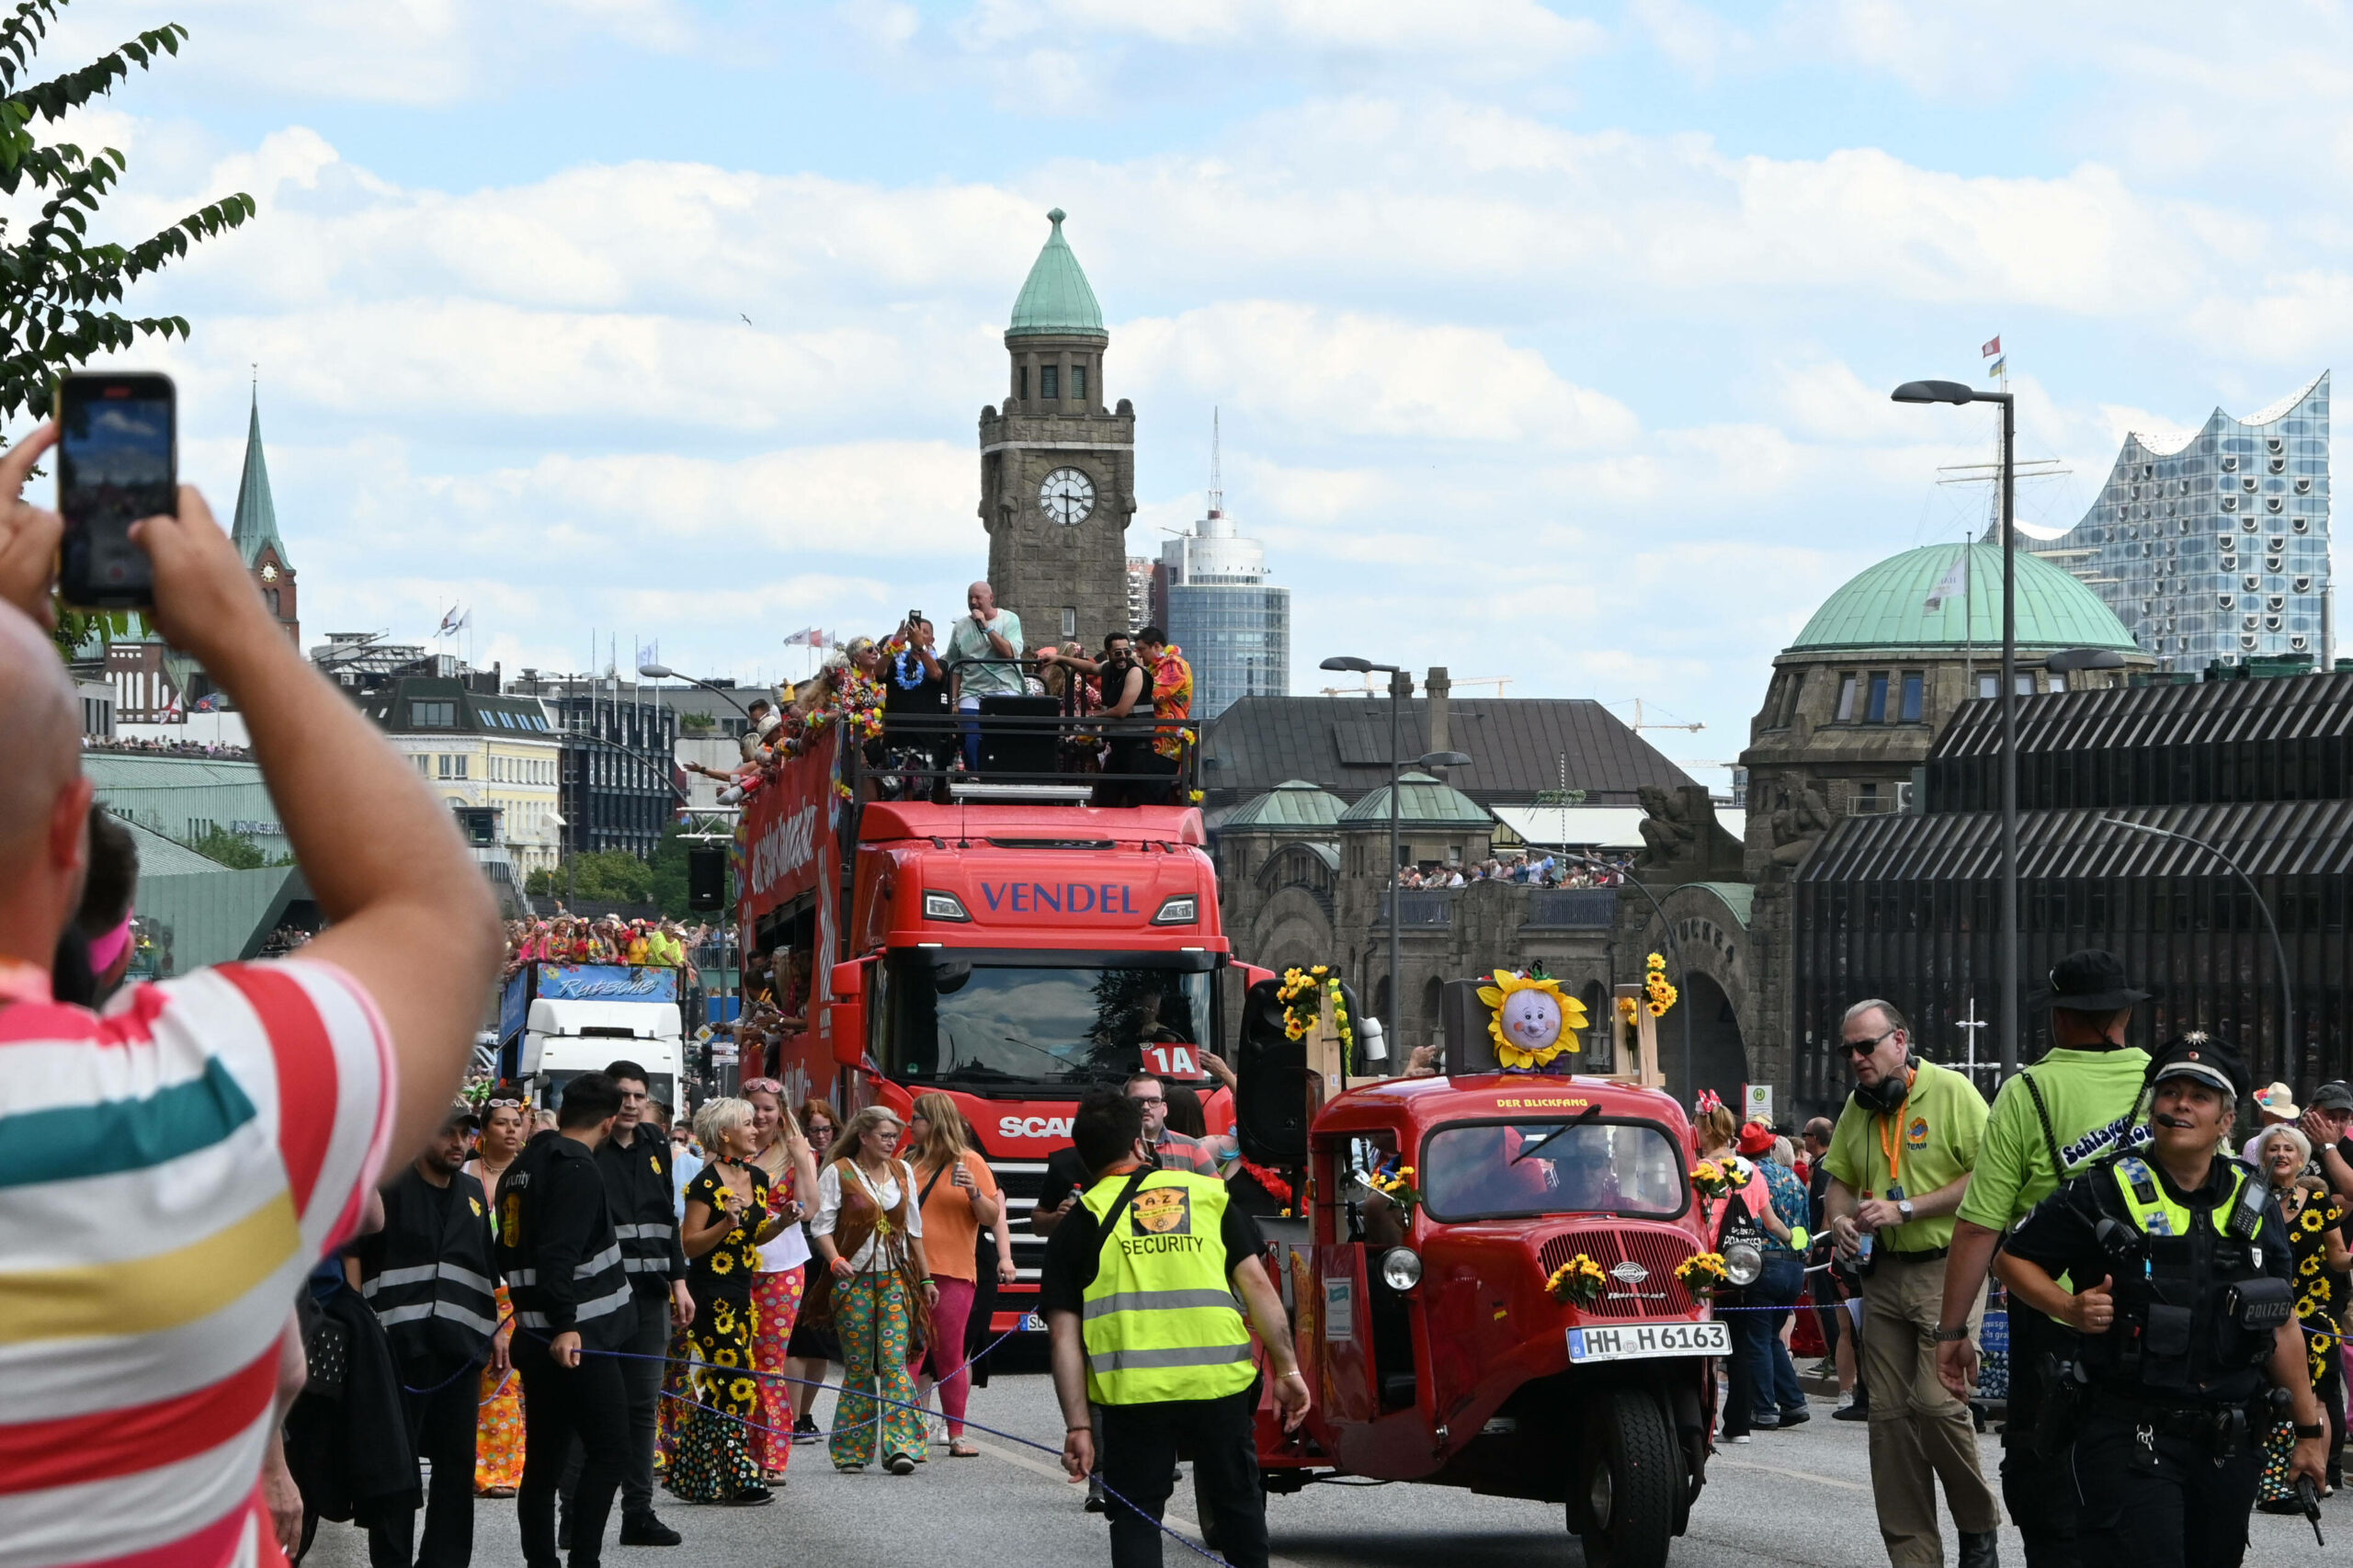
top-left (1131, 1187), bottom-right (1192, 1236)
top-left (1906, 1117), bottom-right (1928, 1149)
top-left (470, 1197), bottom-right (484, 1218)
top-left (651, 1155), bottom-right (661, 1174)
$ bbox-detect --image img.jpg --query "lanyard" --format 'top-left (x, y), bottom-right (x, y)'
top-left (1873, 1091), bottom-right (1912, 1197)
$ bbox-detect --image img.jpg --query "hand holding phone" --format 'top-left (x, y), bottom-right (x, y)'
top-left (57, 372), bottom-right (175, 609)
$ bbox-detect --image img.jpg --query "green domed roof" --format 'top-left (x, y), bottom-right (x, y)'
top-left (1338, 771), bottom-right (1492, 828)
top-left (1225, 779), bottom-right (1347, 830)
top-left (1790, 543), bottom-right (2137, 653)
top-left (1008, 208), bottom-right (1107, 340)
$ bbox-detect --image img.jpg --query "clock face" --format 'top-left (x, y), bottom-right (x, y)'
top-left (1039, 467), bottom-right (1096, 528)
top-left (259, 563), bottom-right (279, 582)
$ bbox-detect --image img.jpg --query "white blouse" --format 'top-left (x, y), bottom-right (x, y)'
top-left (811, 1160), bottom-right (924, 1273)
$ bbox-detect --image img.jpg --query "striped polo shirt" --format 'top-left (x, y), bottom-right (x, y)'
top-left (0, 960), bottom-right (395, 1568)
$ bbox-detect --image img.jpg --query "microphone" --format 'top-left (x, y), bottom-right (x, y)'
top-left (2153, 1112), bottom-right (2192, 1130)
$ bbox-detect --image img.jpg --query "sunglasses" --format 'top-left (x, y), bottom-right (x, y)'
top-left (487, 1096), bottom-right (524, 1109)
top-left (1840, 1030), bottom-right (1896, 1057)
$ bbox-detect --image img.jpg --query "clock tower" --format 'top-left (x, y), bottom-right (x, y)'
top-left (979, 209), bottom-right (1136, 652)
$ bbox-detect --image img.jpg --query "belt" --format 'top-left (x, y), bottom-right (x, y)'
top-left (2088, 1390), bottom-right (2264, 1437)
top-left (1877, 1245), bottom-right (1949, 1263)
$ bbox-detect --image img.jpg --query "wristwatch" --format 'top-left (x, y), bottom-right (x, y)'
top-left (2295, 1421), bottom-right (2326, 1439)
top-left (1897, 1199), bottom-right (1915, 1221)
top-left (1930, 1325), bottom-right (1972, 1343)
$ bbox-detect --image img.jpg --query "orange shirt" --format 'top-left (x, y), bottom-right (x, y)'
top-left (915, 1149), bottom-right (1000, 1282)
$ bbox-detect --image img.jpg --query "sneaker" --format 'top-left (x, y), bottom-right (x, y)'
top-left (885, 1452), bottom-right (916, 1476)
top-left (722, 1487), bottom-right (773, 1508)
top-left (793, 1415), bottom-right (820, 1445)
top-left (1729, 1434), bottom-right (1752, 1444)
top-left (1750, 1413), bottom-right (1780, 1430)
top-left (619, 1515), bottom-right (682, 1547)
top-left (1833, 1398), bottom-right (1870, 1423)
top-left (1778, 1405), bottom-right (1812, 1427)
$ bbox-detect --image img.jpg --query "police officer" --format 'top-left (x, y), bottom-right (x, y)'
top-left (560, 1060), bottom-right (691, 1551)
top-left (1996, 1036), bottom-right (2328, 1568)
top-left (1043, 1087), bottom-right (1309, 1568)
top-left (498, 1073), bottom-right (639, 1568)
top-left (351, 1104), bottom-right (501, 1568)
top-left (1937, 949), bottom-right (2154, 1568)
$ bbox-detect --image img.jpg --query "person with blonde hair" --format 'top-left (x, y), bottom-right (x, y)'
top-left (810, 1105), bottom-right (937, 1473)
top-left (673, 1096), bottom-right (789, 1506)
top-left (740, 1078), bottom-right (818, 1481)
top-left (907, 1093), bottom-right (1016, 1456)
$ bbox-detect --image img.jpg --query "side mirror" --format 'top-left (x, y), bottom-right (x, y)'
top-left (830, 1002), bottom-right (864, 1069)
top-left (830, 960), bottom-right (865, 999)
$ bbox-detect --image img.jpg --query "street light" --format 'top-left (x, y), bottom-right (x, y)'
top-left (1894, 374), bottom-right (2021, 1074)
top-left (639, 662), bottom-right (756, 722)
top-left (2100, 816), bottom-right (2294, 1072)
top-left (1321, 653), bottom-right (1438, 1040)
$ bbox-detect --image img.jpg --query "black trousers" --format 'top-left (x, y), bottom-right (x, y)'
top-left (2003, 1306), bottom-right (2083, 1568)
top-left (1097, 1387), bottom-right (1268, 1568)
top-left (2069, 1409), bottom-right (2262, 1568)
top-left (367, 1367), bottom-right (482, 1568)
top-left (560, 1296), bottom-right (669, 1524)
top-left (517, 1337), bottom-right (630, 1568)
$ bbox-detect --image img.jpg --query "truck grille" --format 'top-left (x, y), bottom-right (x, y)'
top-left (985, 1158), bottom-right (1049, 1288)
top-left (1537, 1227), bottom-right (1699, 1319)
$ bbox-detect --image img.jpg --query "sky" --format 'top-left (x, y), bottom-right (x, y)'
top-left (21, 0), bottom-right (2353, 790)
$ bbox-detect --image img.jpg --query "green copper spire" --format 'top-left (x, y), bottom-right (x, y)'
top-left (1007, 207), bottom-right (1107, 340)
top-left (228, 389), bottom-right (289, 570)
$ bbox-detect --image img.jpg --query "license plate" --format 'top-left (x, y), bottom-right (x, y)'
top-left (1020, 1312), bottom-right (1047, 1332)
top-left (1566, 1319), bottom-right (1731, 1363)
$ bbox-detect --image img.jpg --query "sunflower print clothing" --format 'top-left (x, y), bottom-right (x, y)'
top-left (473, 1283), bottom-right (524, 1493)
top-left (830, 1271), bottom-right (926, 1469)
top-left (2257, 1193), bottom-right (2345, 1504)
top-left (671, 1162), bottom-right (770, 1503)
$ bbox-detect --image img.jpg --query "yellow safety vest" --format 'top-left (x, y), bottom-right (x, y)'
top-left (1078, 1168), bottom-right (1256, 1405)
top-left (2106, 1154), bottom-right (2265, 1243)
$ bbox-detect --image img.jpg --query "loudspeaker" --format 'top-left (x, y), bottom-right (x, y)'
top-left (687, 847), bottom-right (727, 912)
top-left (1232, 976), bottom-right (1309, 1165)
top-left (977, 695), bottom-right (1061, 778)
top-left (1441, 978), bottom-right (1502, 1077)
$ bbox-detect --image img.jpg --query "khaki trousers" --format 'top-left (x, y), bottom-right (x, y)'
top-left (1859, 1252), bottom-right (2000, 1567)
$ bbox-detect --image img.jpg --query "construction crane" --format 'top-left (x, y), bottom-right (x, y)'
top-left (1618, 699), bottom-right (1701, 733)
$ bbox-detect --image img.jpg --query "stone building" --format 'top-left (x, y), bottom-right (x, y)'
top-left (978, 209), bottom-right (1138, 653)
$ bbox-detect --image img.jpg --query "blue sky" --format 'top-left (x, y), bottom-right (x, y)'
top-left (27, 0), bottom-right (2353, 788)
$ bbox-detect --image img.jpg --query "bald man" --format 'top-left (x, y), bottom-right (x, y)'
top-left (0, 426), bottom-right (499, 1564)
top-left (946, 578), bottom-right (1023, 769)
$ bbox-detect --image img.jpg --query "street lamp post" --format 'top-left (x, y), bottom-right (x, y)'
top-left (1319, 655), bottom-right (1470, 1047)
top-left (1561, 851), bottom-right (1692, 1096)
top-left (1894, 377), bottom-right (2019, 1074)
top-left (2101, 816), bottom-right (2295, 1071)
top-left (639, 663), bottom-right (756, 723)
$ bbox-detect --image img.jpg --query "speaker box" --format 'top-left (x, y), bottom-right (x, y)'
top-left (1441, 978), bottom-right (1502, 1077)
top-left (687, 847), bottom-right (727, 912)
top-left (1232, 976), bottom-right (1309, 1165)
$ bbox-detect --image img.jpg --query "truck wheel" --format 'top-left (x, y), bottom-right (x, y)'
top-left (1574, 1388), bottom-right (1681, 1568)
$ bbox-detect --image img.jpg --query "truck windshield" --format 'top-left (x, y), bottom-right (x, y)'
top-left (880, 949), bottom-right (1214, 1095)
top-left (1419, 1119), bottom-right (1687, 1221)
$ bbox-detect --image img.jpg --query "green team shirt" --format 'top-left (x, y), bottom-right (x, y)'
top-left (1952, 1046), bottom-right (2152, 1233)
top-left (1824, 1058), bottom-right (1988, 1251)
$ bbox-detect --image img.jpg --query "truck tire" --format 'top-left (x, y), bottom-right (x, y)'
top-left (1574, 1388), bottom-right (1681, 1568)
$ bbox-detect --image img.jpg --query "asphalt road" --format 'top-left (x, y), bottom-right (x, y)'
top-left (303, 1367), bottom-right (2335, 1568)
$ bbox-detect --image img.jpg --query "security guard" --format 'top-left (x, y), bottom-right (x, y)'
top-left (1043, 1087), bottom-right (1309, 1568)
top-left (499, 1073), bottom-right (640, 1568)
top-left (1937, 949), bottom-right (2154, 1568)
top-left (351, 1103), bottom-right (500, 1568)
top-left (1996, 1036), bottom-right (2328, 1568)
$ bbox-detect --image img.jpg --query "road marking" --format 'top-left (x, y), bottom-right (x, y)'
top-left (1709, 1455), bottom-right (1872, 1493)
top-left (961, 1435), bottom-right (1314, 1568)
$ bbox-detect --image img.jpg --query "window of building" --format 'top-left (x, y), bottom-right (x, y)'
top-left (1977, 672), bottom-right (1998, 699)
top-left (437, 755), bottom-right (453, 778)
top-left (1072, 364), bottom-right (1086, 402)
top-left (1899, 671), bottom-right (1925, 722)
top-left (414, 755), bottom-right (428, 776)
top-left (1040, 365), bottom-right (1060, 400)
top-left (1865, 671), bottom-right (1890, 723)
top-left (410, 700), bottom-right (455, 727)
top-left (1836, 674), bottom-right (1858, 722)
top-left (2014, 673), bottom-right (2035, 697)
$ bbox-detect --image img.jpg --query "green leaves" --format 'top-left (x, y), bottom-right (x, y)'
top-left (0, 8), bottom-right (251, 425)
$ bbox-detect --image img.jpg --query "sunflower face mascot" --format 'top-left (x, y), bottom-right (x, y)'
top-left (1476, 966), bottom-right (1588, 1072)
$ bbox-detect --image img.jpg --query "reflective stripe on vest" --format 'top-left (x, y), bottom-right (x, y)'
top-left (1078, 1169), bottom-right (1256, 1405)
top-left (2108, 1156), bottom-right (2264, 1242)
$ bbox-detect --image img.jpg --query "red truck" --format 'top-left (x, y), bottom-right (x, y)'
top-left (735, 710), bottom-right (1255, 1326)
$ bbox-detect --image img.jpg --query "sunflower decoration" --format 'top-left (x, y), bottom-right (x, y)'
top-left (1546, 1254), bottom-right (1608, 1307)
top-left (712, 1346), bottom-right (740, 1369)
top-left (1363, 1159), bottom-right (1423, 1221)
top-left (1688, 1159), bottom-right (1737, 1203)
top-left (1643, 952), bottom-right (1678, 1018)
top-left (1477, 965), bottom-right (1588, 1071)
top-left (2300, 1254), bottom-right (2322, 1278)
top-left (709, 1249), bottom-right (734, 1276)
top-left (730, 1376), bottom-right (760, 1405)
top-left (1273, 965), bottom-right (1359, 1067)
top-left (1617, 995), bottom-right (1639, 1025)
top-left (1676, 1251), bottom-right (1730, 1300)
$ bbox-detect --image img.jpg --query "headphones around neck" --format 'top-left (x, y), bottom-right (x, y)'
top-left (1850, 1052), bottom-right (1920, 1115)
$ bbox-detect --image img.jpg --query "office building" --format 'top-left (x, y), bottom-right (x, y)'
top-left (1156, 423), bottom-right (1289, 720)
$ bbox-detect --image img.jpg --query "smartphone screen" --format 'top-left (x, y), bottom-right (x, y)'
top-left (57, 372), bottom-right (175, 608)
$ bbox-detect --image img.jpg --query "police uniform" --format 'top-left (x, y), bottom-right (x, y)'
top-left (1040, 1165), bottom-right (1270, 1568)
top-left (353, 1163), bottom-right (499, 1568)
top-left (497, 1130), bottom-right (640, 1568)
top-left (2005, 1045), bottom-right (2296, 1568)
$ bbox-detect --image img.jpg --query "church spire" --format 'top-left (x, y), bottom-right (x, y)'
top-left (229, 382), bottom-right (289, 570)
top-left (1007, 208), bottom-right (1107, 341)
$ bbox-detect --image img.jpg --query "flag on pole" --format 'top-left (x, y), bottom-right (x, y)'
top-left (1981, 335), bottom-right (2001, 358)
top-left (438, 605), bottom-right (461, 636)
top-left (1924, 553), bottom-right (1970, 612)
top-left (1987, 356), bottom-right (2006, 379)
top-left (781, 627), bottom-right (827, 648)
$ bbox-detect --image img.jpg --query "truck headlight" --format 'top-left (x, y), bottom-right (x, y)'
top-left (1723, 1241), bottom-right (1762, 1288)
top-left (1380, 1246), bottom-right (1423, 1291)
top-left (922, 891), bottom-right (971, 922)
top-left (1151, 895), bottom-right (1198, 925)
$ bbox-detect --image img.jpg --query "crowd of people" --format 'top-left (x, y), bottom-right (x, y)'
top-left (80, 733), bottom-right (255, 758)
top-left (688, 580), bottom-right (1197, 811)
top-left (503, 915), bottom-right (710, 974)
top-left (1392, 851), bottom-right (1632, 889)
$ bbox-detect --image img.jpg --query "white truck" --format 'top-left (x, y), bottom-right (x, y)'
top-left (499, 961), bottom-right (687, 1111)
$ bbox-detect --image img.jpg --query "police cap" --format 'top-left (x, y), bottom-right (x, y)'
top-left (2144, 1031), bottom-right (2247, 1100)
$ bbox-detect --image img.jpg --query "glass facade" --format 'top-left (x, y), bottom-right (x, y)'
top-left (2029, 372), bottom-right (2331, 673)
top-left (1158, 503), bottom-right (1290, 721)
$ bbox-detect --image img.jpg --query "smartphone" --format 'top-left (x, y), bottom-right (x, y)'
top-left (56, 371), bottom-right (175, 608)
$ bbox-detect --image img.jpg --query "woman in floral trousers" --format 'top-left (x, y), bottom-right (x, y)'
top-left (810, 1106), bottom-right (936, 1473)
